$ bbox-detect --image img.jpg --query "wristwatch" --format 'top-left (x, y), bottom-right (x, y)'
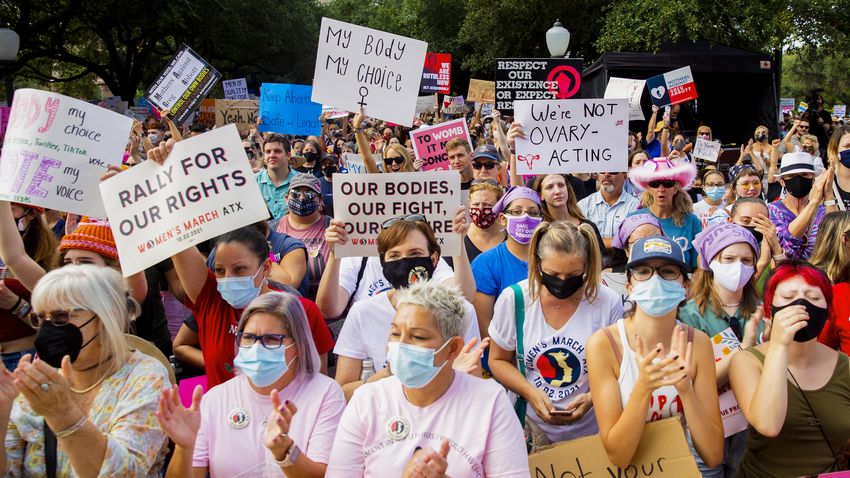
top-left (276, 442), bottom-right (301, 468)
top-left (14, 300), bottom-right (31, 319)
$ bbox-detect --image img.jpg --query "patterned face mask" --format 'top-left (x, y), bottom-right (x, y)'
top-left (469, 207), bottom-right (497, 229)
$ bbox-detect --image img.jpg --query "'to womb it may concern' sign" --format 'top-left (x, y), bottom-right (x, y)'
top-left (311, 17), bottom-right (428, 127)
top-left (333, 171), bottom-right (460, 258)
top-left (409, 119), bottom-right (472, 171)
top-left (99, 124), bottom-right (269, 276)
top-left (0, 88), bottom-right (133, 218)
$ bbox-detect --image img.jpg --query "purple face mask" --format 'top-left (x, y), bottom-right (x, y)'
top-left (506, 214), bottom-right (542, 244)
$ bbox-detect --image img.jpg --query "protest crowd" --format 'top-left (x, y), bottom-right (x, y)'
top-left (2, 18), bottom-right (850, 478)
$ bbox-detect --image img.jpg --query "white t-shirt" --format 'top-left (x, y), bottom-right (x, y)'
top-left (339, 256), bottom-right (454, 303)
top-left (326, 373), bottom-right (528, 478)
top-left (193, 373), bottom-right (345, 477)
top-left (488, 280), bottom-right (623, 443)
top-left (334, 292), bottom-right (481, 369)
top-left (692, 200), bottom-right (729, 228)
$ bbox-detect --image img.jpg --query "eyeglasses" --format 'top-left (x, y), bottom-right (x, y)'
top-left (472, 162), bottom-right (498, 170)
top-left (384, 156), bottom-right (405, 165)
top-left (503, 208), bottom-right (542, 217)
top-left (382, 214), bottom-right (426, 228)
top-left (737, 180), bottom-right (761, 190)
top-left (290, 190), bottom-right (318, 200)
top-left (629, 265), bottom-right (683, 282)
top-left (27, 308), bottom-right (89, 328)
top-left (244, 148), bottom-right (254, 159)
top-left (236, 332), bottom-right (291, 350)
top-left (647, 180), bottom-right (677, 189)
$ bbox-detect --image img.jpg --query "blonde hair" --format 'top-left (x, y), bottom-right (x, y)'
top-left (30, 265), bottom-right (135, 377)
top-left (827, 126), bottom-right (850, 165)
top-left (640, 186), bottom-right (693, 226)
top-left (383, 143), bottom-right (415, 173)
top-left (528, 221), bottom-right (601, 303)
top-left (532, 174), bottom-right (587, 223)
top-left (810, 211), bottom-right (850, 283)
top-left (801, 134), bottom-right (819, 153)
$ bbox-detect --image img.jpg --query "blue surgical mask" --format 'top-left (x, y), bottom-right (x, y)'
top-left (704, 186), bottom-right (725, 202)
top-left (216, 265), bottom-right (264, 309)
top-left (630, 274), bottom-right (686, 317)
top-left (233, 342), bottom-right (295, 387)
top-left (840, 150), bottom-right (850, 169)
top-left (387, 340), bottom-right (450, 389)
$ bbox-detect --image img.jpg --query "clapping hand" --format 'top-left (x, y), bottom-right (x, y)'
top-left (403, 439), bottom-right (450, 478)
top-left (155, 384), bottom-right (203, 449)
top-left (264, 391), bottom-right (298, 461)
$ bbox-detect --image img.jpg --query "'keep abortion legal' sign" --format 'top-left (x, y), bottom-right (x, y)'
top-left (0, 88), bottom-right (133, 218)
top-left (312, 17), bottom-right (428, 127)
top-left (514, 99), bottom-right (628, 175)
top-left (99, 125), bottom-right (268, 276)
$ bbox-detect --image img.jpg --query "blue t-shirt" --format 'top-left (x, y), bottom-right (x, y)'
top-left (319, 177), bottom-right (334, 217)
top-left (644, 138), bottom-right (661, 158)
top-left (471, 241), bottom-right (529, 297)
top-left (628, 210), bottom-right (702, 268)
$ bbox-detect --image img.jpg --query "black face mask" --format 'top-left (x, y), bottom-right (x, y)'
top-left (689, 188), bottom-right (703, 203)
top-left (771, 298), bottom-right (828, 342)
top-left (541, 271), bottom-right (585, 300)
top-left (382, 256), bottom-right (436, 290)
top-left (756, 134), bottom-right (767, 142)
top-left (303, 151), bottom-right (320, 164)
top-left (34, 316), bottom-right (98, 368)
top-left (743, 225), bottom-right (764, 244)
top-left (323, 166), bottom-right (337, 177)
top-left (784, 175), bottom-right (813, 198)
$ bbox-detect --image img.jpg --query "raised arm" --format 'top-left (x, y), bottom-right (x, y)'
top-left (0, 202), bottom-right (45, 290)
top-left (351, 109), bottom-right (380, 174)
top-left (315, 219), bottom-right (353, 319)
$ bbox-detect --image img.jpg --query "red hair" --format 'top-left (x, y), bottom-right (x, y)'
top-left (763, 261), bottom-right (833, 318)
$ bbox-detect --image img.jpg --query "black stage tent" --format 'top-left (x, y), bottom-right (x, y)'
top-left (583, 41), bottom-right (779, 147)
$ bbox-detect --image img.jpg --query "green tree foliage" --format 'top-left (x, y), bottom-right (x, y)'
top-left (781, 48), bottom-right (850, 106)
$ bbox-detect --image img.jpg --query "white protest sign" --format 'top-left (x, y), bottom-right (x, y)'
top-left (711, 328), bottom-right (748, 437)
top-left (332, 171), bottom-right (460, 257)
top-left (477, 102), bottom-right (494, 116)
top-left (514, 99), bottom-right (629, 175)
top-left (342, 152), bottom-right (382, 174)
top-left (604, 77), bottom-right (645, 121)
top-left (834, 104), bottom-right (846, 118)
top-left (692, 138), bottom-right (722, 163)
top-left (312, 17), bottom-right (428, 127)
top-left (223, 78), bottom-right (249, 100)
top-left (99, 124), bottom-right (269, 276)
top-left (0, 88), bottom-right (133, 218)
top-left (415, 95), bottom-right (434, 115)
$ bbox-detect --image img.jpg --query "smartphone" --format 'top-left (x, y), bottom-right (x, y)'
top-left (550, 409), bottom-right (573, 416)
top-left (0, 266), bottom-right (6, 280)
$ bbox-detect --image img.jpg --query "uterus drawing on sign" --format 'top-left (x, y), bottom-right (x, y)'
top-left (517, 154), bottom-right (539, 171)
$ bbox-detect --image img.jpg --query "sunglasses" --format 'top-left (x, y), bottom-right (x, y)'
top-left (27, 308), bottom-right (89, 328)
top-left (647, 180), bottom-right (677, 188)
top-left (383, 156), bottom-right (405, 165)
top-left (472, 162), bottom-right (498, 170)
top-left (382, 214), bottom-right (426, 229)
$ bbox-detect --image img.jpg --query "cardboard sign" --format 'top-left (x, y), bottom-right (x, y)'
top-left (99, 125), bottom-right (268, 276)
top-left (834, 104), bottom-right (846, 118)
top-left (468, 79), bottom-right (496, 103)
top-left (798, 100), bottom-right (809, 113)
top-left (215, 99), bottom-right (259, 132)
top-left (712, 328), bottom-right (748, 437)
top-left (0, 88), bottom-right (133, 218)
top-left (419, 52), bottom-right (451, 94)
top-left (332, 171), bottom-right (460, 257)
top-left (604, 77), bottom-right (646, 121)
top-left (0, 105), bottom-right (9, 140)
top-left (222, 78), bottom-right (249, 100)
top-left (410, 119), bottom-right (472, 171)
top-left (528, 417), bottom-right (699, 478)
top-left (513, 99), bottom-right (628, 175)
top-left (646, 66), bottom-right (698, 107)
top-left (692, 138), bottom-right (722, 163)
top-left (494, 58), bottom-right (583, 114)
top-left (779, 98), bottom-right (795, 115)
top-left (258, 83), bottom-right (322, 136)
top-left (144, 44), bottom-right (221, 125)
top-left (311, 17), bottom-right (428, 127)
top-left (197, 99), bottom-right (216, 127)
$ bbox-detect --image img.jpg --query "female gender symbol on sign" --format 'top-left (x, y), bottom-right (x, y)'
top-left (546, 66), bottom-right (581, 99)
top-left (358, 86), bottom-right (369, 107)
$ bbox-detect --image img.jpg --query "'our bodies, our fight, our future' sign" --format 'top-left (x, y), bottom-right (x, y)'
top-left (311, 17), bottom-right (428, 127)
top-left (144, 44), bottom-right (221, 125)
top-left (646, 66), bottom-right (698, 108)
top-left (332, 171), bottom-right (460, 257)
top-left (259, 83), bottom-right (322, 136)
top-left (692, 138), bottom-right (722, 163)
top-left (0, 88), bottom-right (133, 218)
top-left (222, 78), bottom-right (250, 100)
top-left (419, 52), bottom-right (451, 94)
top-left (99, 125), bottom-right (269, 276)
top-left (604, 77), bottom-right (646, 121)
top-left (514, 99), bottom-right (629, 175)
top-left (410, 119), bottom-right (472, 171)
top-left (494, 58), bottom-right (583, 115)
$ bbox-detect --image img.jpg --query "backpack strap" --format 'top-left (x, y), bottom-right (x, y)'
top-left (43, 420), bottom-right (57, 478)
top-left (510, 284), bottom-right (528, 425)
top-left (602, 327), bottom-right (623, 366)
top-left (344, 257), bottom-right (369, 312)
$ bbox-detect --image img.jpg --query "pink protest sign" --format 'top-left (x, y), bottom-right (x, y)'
top-left (409, 118), bottom-right (472, 171)
top-left (178, 375), bottom-right (208, 408)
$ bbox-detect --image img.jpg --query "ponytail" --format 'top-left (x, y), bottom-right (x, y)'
top-left (528, 220), bottom-right (600, 303)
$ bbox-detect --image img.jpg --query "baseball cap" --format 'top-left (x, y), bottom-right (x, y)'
top-left (290, 173), bottom-right (321, 193)
top-left (471, 144), bottom-right (500, 162)
top-left (626, 235), bottom-right (690, 273)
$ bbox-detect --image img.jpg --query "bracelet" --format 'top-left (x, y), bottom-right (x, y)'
top-left (772, 253), bottom-right (787, 262)
top-left (5, 296), bottom-right (21, 313)
top-left (55, 415), bottom-right (87, 438)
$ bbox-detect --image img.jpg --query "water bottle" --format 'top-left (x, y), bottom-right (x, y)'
top-left (360, 358), bottom-right (376, 380)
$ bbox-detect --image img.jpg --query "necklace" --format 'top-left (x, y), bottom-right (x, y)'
top-left (71, 372), bottom-right (108, 394)
top-left (720, 302), bottom-right (741, 308)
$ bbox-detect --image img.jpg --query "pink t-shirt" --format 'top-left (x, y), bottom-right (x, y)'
top-left (326, 372), bottom-right (528, 478)
top-left (277, 215), bottom-right (330, 300)
top-left (193, 373), bottom-right (345, 477)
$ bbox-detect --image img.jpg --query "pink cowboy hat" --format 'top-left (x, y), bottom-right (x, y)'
top-left (628, 157), bottom-right (697, 190)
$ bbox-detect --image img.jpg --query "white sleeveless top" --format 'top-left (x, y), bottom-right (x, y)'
top-left (615, 320), bottom-right (685, 422)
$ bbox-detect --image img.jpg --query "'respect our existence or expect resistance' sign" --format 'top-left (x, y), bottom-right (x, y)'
top-left (0, 88), bottom-right (133, 218)
top-left (99, 125), bottom-right (269, 276)
top-left (410, 119), bottom-right (472, 171)
top-left (312, 17), bottom-right (428, 127)
top-left (333, 171), bottom-right (460, 258)
top-left (514, 99), bottom-right (628, 175)
top-left (144, 44), bottom-right (221, 125)
top-left (494, 58), bottom-right (583, 114)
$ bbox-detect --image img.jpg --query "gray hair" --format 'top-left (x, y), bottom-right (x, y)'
top-left (31, 265), bottom-right (136, 376)
top-left (395, 281), bottom-right (469, 340)
top-left (237, 292), bottom-right (320, 377)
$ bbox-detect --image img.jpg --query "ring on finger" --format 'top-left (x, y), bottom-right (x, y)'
top-left (40, 383), bottom-right (50, 392)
